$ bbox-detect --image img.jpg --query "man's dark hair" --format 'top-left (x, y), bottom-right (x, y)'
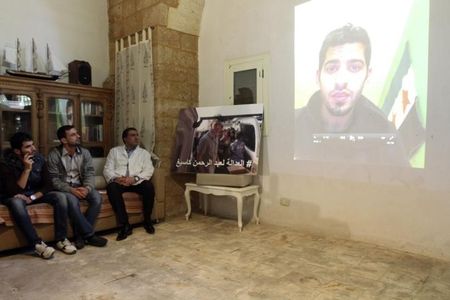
top-left (57, 125), bottom-right (75, 140)
top-left (319, 23), bottom-right (371, 70)
top-left (9, 132), bottom-right (32, 150)
top-left (122, 127), bottom-right (138, 143)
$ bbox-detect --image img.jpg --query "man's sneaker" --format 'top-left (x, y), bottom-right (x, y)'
top-left (35, 241), bottom-right (55, 259)
top-left (85, 235), bottom-right (108, 247)
top-left (56, 238), bottom-right (77, 255)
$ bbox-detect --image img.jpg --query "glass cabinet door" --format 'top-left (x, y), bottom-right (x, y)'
top-left (0, 93), bottom-right (32, 150)
top-left (47, 97), bottom-right (74, 144)
top-left (81, 100), bottom-right (104, 143)
top-left (81, 100), bottom-right (105, 157)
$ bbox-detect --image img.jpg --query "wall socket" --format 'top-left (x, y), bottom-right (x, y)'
top-left (280, 198), bottom-right (291, 207)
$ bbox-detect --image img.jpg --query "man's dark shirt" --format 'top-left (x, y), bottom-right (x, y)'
top-left (0, 150), bottom-right (52, 197)
top-left (295, 91), bottom-right (409, 166)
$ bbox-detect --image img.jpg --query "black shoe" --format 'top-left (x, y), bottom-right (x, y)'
top-left (85, 235), bottom-right (108, 247)
top-left (116, 224), bottom-right (133, 241)
top-left (143, 222), bottom-right (155, 234)
top-left (74, 237), bottom-right (85, 250)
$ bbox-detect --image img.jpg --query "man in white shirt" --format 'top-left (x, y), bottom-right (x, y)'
top-left (103, 127), bottom-right (155, 241)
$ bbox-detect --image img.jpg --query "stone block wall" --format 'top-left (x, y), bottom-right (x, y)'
top-left (107, 0), bottom-right (204, 217)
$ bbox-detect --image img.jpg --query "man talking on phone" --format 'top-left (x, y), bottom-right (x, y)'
top-left (0, 132), bottom-right (77, 258)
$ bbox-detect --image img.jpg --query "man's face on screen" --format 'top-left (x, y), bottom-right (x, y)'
top-left (318, 42), bottom-right (369, 116)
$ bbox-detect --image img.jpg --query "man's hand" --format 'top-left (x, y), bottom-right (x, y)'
top-left (114, 177), bottom-right (131, 186)
top-left (22, 153), bottom-right (34, 171)
top-left (70, 187), bottom-right (89, 199)
top-left (14, 194), bottom-right (31, 204)
top-left (77, 187), bottom-right (89, 198)
top-left (124, 176), bottom-right (135, 186)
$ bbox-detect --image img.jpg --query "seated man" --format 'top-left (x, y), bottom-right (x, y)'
top-left (103, 127), bottom-right (155, 241)
top-left (47, 125), bottom-right (107, 249)
top-left (0, 132), bottom-right (76, 258)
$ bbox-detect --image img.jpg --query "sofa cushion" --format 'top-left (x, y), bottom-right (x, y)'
top-left (0, 202), bottom-right (57, 226)
top-left (92, 157), bottom-right (106, 176)
top-left (92, 157), bottom-right (108, 189)
top-left (0, 191), bottom-right (144, 227)
top-left (95, 176), bottom-right (107, 190)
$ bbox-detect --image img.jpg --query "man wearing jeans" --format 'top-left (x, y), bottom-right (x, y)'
top-left (47, 125), bottom-right (106, 249)
top-left (0, 132), bottom-right (76, 258)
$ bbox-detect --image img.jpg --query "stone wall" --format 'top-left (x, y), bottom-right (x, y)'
top-left (107, 0), bottom-right (204, 216)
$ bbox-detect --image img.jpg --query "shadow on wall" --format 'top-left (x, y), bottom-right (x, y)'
top-left (165, 173), bottom-right (196, 217)
top-left (190, 172), bottom-right (351, 237)
top-left (259, 173), bottom-right (352, 238)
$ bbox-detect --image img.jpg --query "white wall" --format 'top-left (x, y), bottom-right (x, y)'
top-left (199, 0), bottom-right (450, 260)
top-left (0, 0), bottom-right (109, 87)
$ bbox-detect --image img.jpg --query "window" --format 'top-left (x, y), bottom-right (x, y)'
top-left (225, 54), bottom-right (269, 135)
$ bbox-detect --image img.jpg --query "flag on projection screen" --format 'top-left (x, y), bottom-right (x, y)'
top-left (384, 43), bottom-right (425, 162)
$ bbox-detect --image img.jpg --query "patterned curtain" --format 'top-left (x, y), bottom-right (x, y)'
top-left (115, 32), bottom-right (155, 154)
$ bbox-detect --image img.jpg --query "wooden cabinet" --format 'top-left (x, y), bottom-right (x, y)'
top-left (0, 75), bottom-right (113, 157)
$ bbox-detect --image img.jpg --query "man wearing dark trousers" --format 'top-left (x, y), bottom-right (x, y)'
top-left (103, 127), bottom-right (155, 241)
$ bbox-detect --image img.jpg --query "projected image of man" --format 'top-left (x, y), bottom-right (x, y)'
top-left (196, 120), bottom-right (223, 173)
top-left (295, 24), bottom-right (409, 165)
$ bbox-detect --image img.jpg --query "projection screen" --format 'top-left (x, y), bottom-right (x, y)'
top-left (294, 0), bottom-right (429, 169)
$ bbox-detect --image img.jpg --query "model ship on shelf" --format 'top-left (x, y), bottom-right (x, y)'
top-left (0, 94), bottom-right (30, 110)
top-left (3, 38), bottom-right (68, 81)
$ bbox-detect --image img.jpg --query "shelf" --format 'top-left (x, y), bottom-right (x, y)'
top-left (47, 111), bottom-right (73, 115)
top-left (83, 114), bottom-right (104, 118)
top-left (0, 106), bottom-right (31, 113)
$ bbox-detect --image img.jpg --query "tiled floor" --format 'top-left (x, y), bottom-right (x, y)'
top-left (0, 214), bottom-right (450, 299)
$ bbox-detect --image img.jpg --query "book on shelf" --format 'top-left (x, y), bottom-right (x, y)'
top-left (82, 103), bottom-right (104, 116)
top-left (98, 124), bottom-right (103, 141)
top-left (81, 126), bottom-right (89, 142)
top-left (81, 125), bottom-right (103, 142)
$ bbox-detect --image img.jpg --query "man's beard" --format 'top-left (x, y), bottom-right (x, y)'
top-left (325, 102), bottom-right (354, 116)
top-left (321, 88), bottom-right (362, 117)
top-left (322, 100), bottom-right (356, 133)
